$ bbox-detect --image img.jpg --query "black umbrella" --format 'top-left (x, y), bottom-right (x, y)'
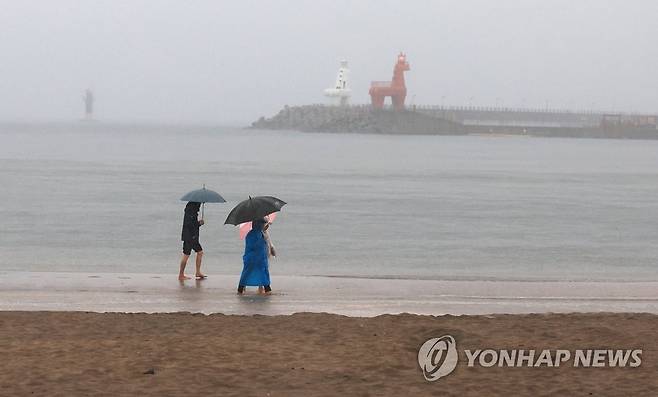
top-left (224, 196), bottom-right (286, 225)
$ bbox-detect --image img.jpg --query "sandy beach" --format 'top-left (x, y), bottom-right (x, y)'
top-left (2, 272), bottom-right (657, 395)
top-left (1, 311), bottom-right (656, 396)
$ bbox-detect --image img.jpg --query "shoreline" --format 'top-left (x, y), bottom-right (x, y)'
top-left (2, 271), bottom-right (657, 315)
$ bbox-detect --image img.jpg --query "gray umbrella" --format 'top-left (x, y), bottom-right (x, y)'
top-left (224, 196), bottom-right (286, 225)
top-left (180, 185), bottom-right (226, 219)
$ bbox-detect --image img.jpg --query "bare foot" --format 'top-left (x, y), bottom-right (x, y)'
top-left (257, 286), bottom-right (264, 294)
top-left (178, 275), bottom-right (191, 281)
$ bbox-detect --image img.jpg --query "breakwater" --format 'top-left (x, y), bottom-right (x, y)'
top-left (251, 105), bottom-right (463, 135)
top-left (251, 104), bottom-right (658, 139)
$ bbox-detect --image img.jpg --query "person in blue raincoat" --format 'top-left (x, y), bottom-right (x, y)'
top-left (238, 218), bottom-right (272, 294)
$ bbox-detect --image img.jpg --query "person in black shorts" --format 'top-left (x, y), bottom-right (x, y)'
top-left (179, 201), bottom-right (206, 280)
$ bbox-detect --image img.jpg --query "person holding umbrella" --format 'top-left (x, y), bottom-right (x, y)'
top-left (238, 217), bottom-right (272, 294)
top-left (179, 201), bottom-right (206, 280)
top-left (178, 185), bottom-right (226, 281)
top-left (225, 196), bottom-right (286, 294)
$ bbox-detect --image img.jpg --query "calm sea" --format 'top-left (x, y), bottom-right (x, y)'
top-left (1, 123), bottom-right (657, 281)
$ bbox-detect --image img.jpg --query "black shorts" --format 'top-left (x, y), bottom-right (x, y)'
top-left (182, 240), bottom-right (203, 255)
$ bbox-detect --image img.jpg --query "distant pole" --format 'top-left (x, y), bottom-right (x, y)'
top-left (83, 89), bottom-right (94, 120)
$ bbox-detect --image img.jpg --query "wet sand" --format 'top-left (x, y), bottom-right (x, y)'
top-left (1, 311), bottom-right (657, 396)
top-left (2, 272), bottom-right (658, 315)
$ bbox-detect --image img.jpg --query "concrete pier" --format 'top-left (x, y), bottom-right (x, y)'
top-left (251, 105), bottom-right (463, 134)
top-left (251, 104), bottom-right (658, 139)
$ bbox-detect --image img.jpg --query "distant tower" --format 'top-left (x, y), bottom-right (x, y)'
top-left (83, 89), bottom-right (94, 120)
top-left (324, 60), bottom-right (352, 106)
top-left (369, 53), bottom-right (410, 111)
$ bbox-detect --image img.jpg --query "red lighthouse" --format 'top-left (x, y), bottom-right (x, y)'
top-left (369, 53), bottom-right (410, 111)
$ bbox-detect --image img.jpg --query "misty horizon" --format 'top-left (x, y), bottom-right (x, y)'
top-left (1, 0), bottom-right (657, 124)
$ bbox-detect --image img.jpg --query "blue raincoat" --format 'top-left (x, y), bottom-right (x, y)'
top-left (239, 221), bottom-right (271, 287)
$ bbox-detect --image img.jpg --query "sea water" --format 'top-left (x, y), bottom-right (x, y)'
top-left (1, 123), bottom-right (657, 282)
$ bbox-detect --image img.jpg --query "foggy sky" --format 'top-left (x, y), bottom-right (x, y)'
top-left (1, 0), bottom-right (657, 124)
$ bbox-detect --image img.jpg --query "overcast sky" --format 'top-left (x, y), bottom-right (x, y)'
top-left (1, 0), bottom-right (657, 123)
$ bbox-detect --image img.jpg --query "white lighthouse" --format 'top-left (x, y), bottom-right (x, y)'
top-left (324, 60), bottom-right (351, 106)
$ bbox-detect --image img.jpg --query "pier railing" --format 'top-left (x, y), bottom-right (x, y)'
top-left (291, 103), bottom-right (655, 117)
